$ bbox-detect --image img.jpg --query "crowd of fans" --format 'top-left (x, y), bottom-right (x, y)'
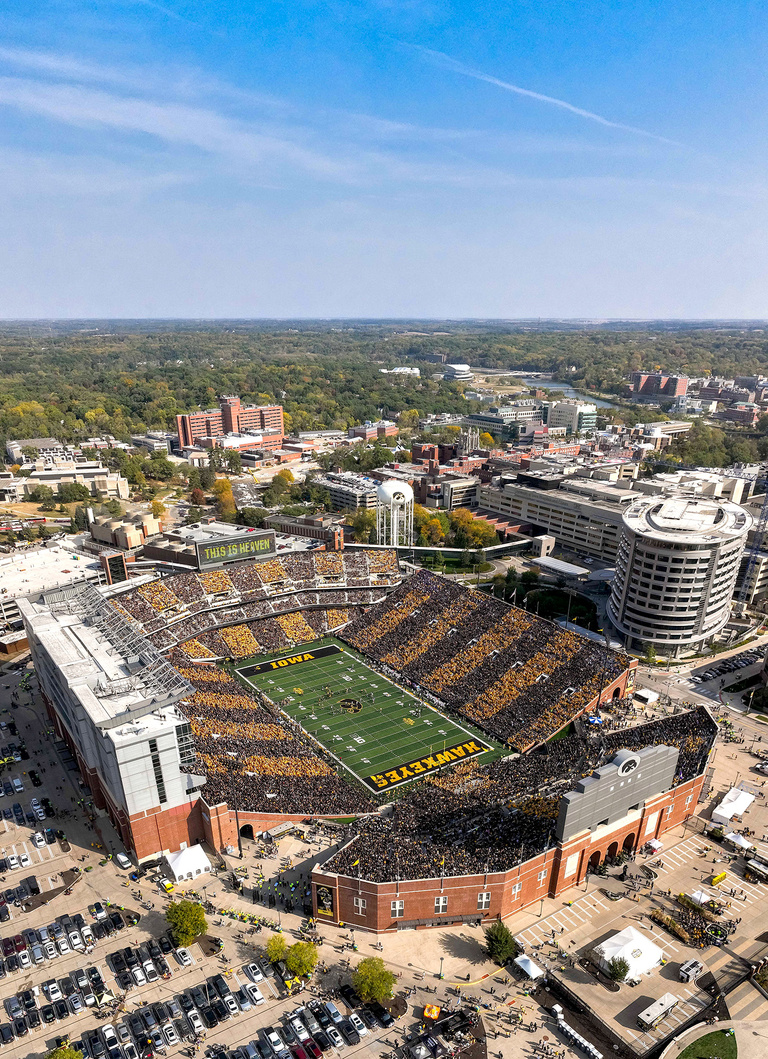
top-left (219, 624), bottom-right (262, 658)
top-left (343, 570), bottom-right (631, 750)
top-left (169, 649), bottom-right (372, 815)
top-left (179, 639), bottom-right (216, 659)
top-left (113, 548), bottom-right (401, 637)
top-left (327, 706), bottom-right (718, 882)
top-left (275, 611), bottom-right (317, 644)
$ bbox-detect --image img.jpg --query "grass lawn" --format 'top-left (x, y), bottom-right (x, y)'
top-left (234, 636), bottom-right (508, 793)
top-left (679, 1030), bottom-right (737, 1059)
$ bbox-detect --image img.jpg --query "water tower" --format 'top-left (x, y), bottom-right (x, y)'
top-left (376, 480), bottom-right (414, 547)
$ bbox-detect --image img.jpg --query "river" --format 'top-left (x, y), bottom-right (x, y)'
top-left (521, 377), bottom-right (617, 409)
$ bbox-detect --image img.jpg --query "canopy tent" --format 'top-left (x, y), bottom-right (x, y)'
top-left (165, 844), bottom-right (212, 883)
top-left (647, 839), bottom-right (663, 852)
top-left (690, 890), bottom-right (710, 906)
top-left (514, 955), bottom-right (545, 980)
top-left (595, 926), bottom-right (664, 979)
top-left (724, 831), bottom-right (755, 851)
top-left (712, 788), bottom-right (755, 826)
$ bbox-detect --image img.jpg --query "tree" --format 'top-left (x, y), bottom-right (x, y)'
top-left (45, 1047), bottom-right (82, 1059)
top-left (479, 431), bottom-right (495, 448)
top-left (643, 643), bottom-right (657, 664)
top-left (349, 508), bottom-right (376, 543)
top-left (224, 449), bottom-right (242, 475)
top-left (199, 466), bottom-right (216, 490)
top-left (266, 934), bottom-right (288, 963)
top-left (352, 956), bottom-right (398, 1002)
top-left (165, 900), bottom-right (207, 947)
top-left (285, 941), bottom-right (319, 977)
top-left (151, 500), bottom-right (166, 519)
top-left (749, 687), bottom-right (768, 714)
top-left (186, 506), bottom-right (203, 524)
top-left (607, 956), bottom-right (630, 982)
top-left (28, 485), bottom-right (55, 504)
top-left (483, 920), bottom-right (519, 965)
top-left (57, 482), bottom-right (92, 503)
top-left (237, 507), bottom-right (269, 528)
top-left (190, 487), bottom-right (205, 506)
top-left (399, 409), bottom-right (420, 429)
top-left (276, 468), bottom-right (295, 485)
top-left (520, 569), bottom-right (539, 587)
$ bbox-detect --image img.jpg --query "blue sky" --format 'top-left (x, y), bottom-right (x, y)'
top-left (0, 0), bottom-right (766, 318)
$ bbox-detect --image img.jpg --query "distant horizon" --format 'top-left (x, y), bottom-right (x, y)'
top-left (2, 317), bottom-right (768, 325)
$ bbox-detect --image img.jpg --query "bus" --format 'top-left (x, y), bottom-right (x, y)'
top-left (637, 993), bottom-right (678, 1031)
top-left (745, 858), bottom-right (768, 883)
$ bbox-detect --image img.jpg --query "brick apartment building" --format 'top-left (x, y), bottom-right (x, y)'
top-left (176, 394), bottom-right (284, 450)
top-left (629, 373), bottom-right (689, 399)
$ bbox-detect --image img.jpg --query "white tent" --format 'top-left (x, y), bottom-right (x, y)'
top-left (712, 788), bottom-right (755, 826)
top-left (514, 955), bottom-right (545, 980)
top-left (690, 890), bottom-right (710, 906)
top-left (595, 926), bottom-right (664, 979)
top-left (165, 845), bottom-right (212, 883)
top-left (724, 831), bottom-right (755, 851)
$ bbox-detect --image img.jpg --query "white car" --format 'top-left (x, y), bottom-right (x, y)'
top-left (7, 855), bottom-right (18, 870)
top-left (115, 852), bottom-right (131, 869)
top-left (349, 1013), bottom-right (367, 1037)
top-left (164, 1023), bottom-right (179, 1046)
top-left (102, 1024), bottom-right (119, 1049)
top-left (18, 852), bottom-right (30, 868)
top-left (245, 983), bottom-right (265, 1006)
top-left (30, 798), bottom-right (40, 810)
top-left (290, 1016), bottom-right (310, 1042)
top-left (245, 961), bottom-right (263, 982)
top-left (131, 966), bottom-right (146, 986)
top-left (223, 993), bottom-right (239, 1017)
top-left (18, 950), bottom-right (31, 969)
top-left (187, 1010), bottom-right (204, 1034)
top-left (68, 929), bottom-right (84, 950)
top-left (45, 980), bottom-right (63, 1001)
top-left (31, 832), bottom-right (45, 848)
top-left (43, 941), bottom-right (57, 960)
top-left (327, 1027), bottom-right (344, 1049)
top-left (175, 947), bottom-right (193, 967)
top-left (56, 936), bottom-right (70, 955)
top-left (81, 925), bottom-right (94, 946)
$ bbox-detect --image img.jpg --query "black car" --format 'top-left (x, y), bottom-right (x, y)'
top-left (6, 955), bottom-right (18, 973)
top-left (178, 992), bottom-right (194, 1015)
top-left (338, 1021), bottom-right (359, 1046)
top-left (0, 907), bottom-right (10, 924)
top-left (109, 911), bottom-right (125, 932)
top-left (310, 1003), bottom-right (331, 1030)
top-left (14, 884), bottom-right (28, 904)
top-left (0, 860), bottom-right (7, 874)
top-left (147, 940), bottom-right (162, 960)
top-left (29, 771), bottom-right (42, 787)
top-left (91, 921), bottom-right (106, 941)
top-left (12, 1017), bottom-right (28, 1037)
top-left (313, 1031), bottom-right (331, 1052)
top-left (24, 876), bottom-right (40, 896)
top-left (44, 828), bottom-right (55, 845)
top-left (156, 956), bottom-right (170, 977)
top-left (116, 972), bottom-right (134, 993)
top-left (152, 1001), bottom-right (170, 1024)
top-left (158, 934), bottom-right (173, 955)
top-left (54, 999), bottom-right (69, 1020)
top-left (20, 989), bottom-right (36, 1011)
top-left (340, 984), bottom-right (362, 1009)
top-left (101, 917), bottom-right (115, 936)
top-left (281, 1022), bottom-right (299, 1047)
top-left (73, 913), bottom-right (86, 930)
top-left (27, 1009), bottom-right (40, 1029)
top-left (367, 1001), bottom-right (394, 1028)
top-left (110, 951), bottom-right (127, 973)
top-left (212, 974), bottom-right (231, 998)
top-left (0, 1024), bottom-right (12, 1045)
top-left (61, 978), bottom-right (75, 998)
top-left (200, 1006), bottom-right (218, 1029)
top-left (190, 986), bottom-right (207, 1011)
top-left (126, 1012), bottom-right (145, 1039)
top-left (40, 1004), bottom-right (55, 1024)
top-left (211, 997), bottom-right (229, 1023)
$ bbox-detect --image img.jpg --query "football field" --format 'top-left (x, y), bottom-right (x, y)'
top-left (234, 637), bottom-right (503, 793)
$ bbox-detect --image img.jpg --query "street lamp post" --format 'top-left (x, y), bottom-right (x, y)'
top-left (438, 957), bottom-right (444, 980)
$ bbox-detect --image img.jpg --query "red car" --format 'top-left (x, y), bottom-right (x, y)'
top-left (305, 1039), bottom-right (322, 1059)
top-left (1, 938), bottom-right (13, 959)
top-left (292, 1047), bottom-right (309, 1059)
top-left (13, 935), bottom-right (25, 954)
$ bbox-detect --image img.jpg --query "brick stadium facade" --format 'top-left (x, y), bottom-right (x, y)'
top-left (309, 769), bottom-right (705, 933)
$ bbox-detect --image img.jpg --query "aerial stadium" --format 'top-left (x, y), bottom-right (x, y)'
top-left (20, 541), bottom-right (716, 930)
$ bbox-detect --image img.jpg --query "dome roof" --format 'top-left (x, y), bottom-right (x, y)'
top-left (376, 479), bottom-right (414, 504)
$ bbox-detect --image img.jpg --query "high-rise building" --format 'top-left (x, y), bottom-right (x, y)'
top-left (629, 372), bottom-right (689, 399)
top-left (176, 394), bottom-right (284, 450)
top-left (608, 496), bottom-right (751, 656)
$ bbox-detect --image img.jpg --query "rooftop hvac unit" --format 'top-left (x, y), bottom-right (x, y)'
top-left (126, 655), bottom-right (142, 673)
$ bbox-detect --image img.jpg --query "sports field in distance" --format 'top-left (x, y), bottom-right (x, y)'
top-left (234, 637), bottom-right (506, 793)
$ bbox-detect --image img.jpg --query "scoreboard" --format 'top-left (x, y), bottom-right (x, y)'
top-left (195, 531), bottom-right (276, 569)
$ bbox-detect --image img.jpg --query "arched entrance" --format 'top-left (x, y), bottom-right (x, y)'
top-left (607, 841), bottom-right (619, 860)
top-left (612, 687), bottom-right (621, 700)
top-left (589, 850), bottom-right (601, 870)
top-left (239, 824), bottom-right (254, 840)
top-left (623, 833), bottom-right (635, 852)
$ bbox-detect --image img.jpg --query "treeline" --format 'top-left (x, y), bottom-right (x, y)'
top-left (3, 327), bottom-right (768, 454)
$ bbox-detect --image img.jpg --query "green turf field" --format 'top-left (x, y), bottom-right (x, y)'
top-left (234, 637), bottom-right (505, 793)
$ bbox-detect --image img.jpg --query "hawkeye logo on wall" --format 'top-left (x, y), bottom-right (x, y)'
top-left (364, 739), bottom-right (490, 792)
